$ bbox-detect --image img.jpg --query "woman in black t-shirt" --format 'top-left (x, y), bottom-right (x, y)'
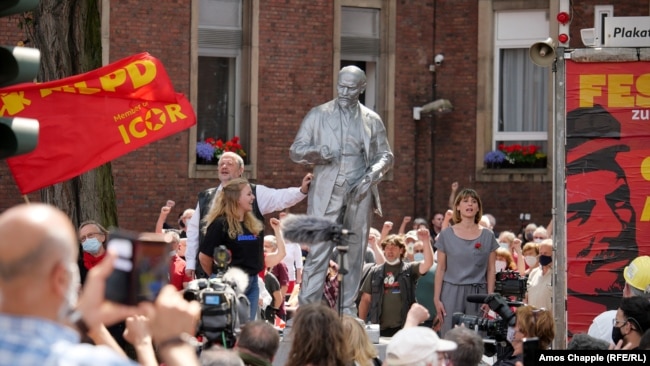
top-left (199, 177), bottom-right (265, 321)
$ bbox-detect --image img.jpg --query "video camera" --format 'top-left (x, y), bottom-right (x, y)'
top-left (495, 270), bottom-right (527, 300)
top-left (452, 293), bottom-right (519, 358)
top-left (183, 245), bottom-right (250, 348)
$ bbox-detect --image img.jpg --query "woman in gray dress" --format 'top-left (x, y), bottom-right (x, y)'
top-left (434, 188), bottom-right (498, 335)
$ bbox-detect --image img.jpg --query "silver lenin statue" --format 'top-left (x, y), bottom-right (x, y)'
top-left (289, 65), bottom-right (394, 316)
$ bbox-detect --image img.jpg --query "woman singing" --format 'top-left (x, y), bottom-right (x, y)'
top-left (434, 188), bottom-right (498, 335)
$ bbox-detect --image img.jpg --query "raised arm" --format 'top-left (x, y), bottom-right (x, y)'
top-left (155, 205), bottom-right (171, 234)
top-left (448, 181), bottom-right (458, 209)
top-left (398, 216), bottom-right (411, 235)
top-left (264, 217), bottom-right (287, 269)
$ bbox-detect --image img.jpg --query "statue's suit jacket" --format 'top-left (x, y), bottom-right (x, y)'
top-left (290, 100), bottom-right (393, 217)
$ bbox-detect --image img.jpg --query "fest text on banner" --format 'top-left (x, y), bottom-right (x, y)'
top-left (1, 52), bottom-right (196, 194)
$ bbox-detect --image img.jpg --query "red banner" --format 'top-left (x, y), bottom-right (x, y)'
top-left (1, 53), bottom-right (196, 194)
top-left (566, 60), bottom-right (650, 336)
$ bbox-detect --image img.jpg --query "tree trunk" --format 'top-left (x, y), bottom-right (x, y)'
top-left (25, 0), bottom-right (117, 228)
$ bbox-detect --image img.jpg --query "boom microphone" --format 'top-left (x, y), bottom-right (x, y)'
top-left (281, 214), bottom-right (353, 244)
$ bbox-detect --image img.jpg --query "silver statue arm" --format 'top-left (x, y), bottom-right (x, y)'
top-left (289, 110), bottom-right (339, 165)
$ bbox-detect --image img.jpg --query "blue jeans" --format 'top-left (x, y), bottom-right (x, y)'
top-left (245, 274), bottom-right (259, 321)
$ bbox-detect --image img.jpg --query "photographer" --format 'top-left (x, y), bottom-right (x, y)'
top-left (494, 305), bottom-right (554, 366)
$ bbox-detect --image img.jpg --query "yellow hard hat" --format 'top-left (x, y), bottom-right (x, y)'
top-left (623, 256), bottom-right (650, 293)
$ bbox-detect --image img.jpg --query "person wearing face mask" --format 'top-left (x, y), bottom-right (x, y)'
top-left (78, 220), bottom-right (108, 277)
top-left (359, 229), bottom-right (434, 337)
top-left (611, 296), bottom-right (650, 349)
top-left (521, 223), bottom-right (537, 243)
top-left (498, 231), bottom-right (525, 275)
top-left (525, 239), bottom-right (553, 312)
top-left (532, 226), bottom-right (548, 243)
top-left (78, 220), bottom-right (131, 353)
top-left (495, 247), bottom-right (517, 275)
top-left (403, 230), bottom-right (419, 262)
top-left (588, 256), bottom-right (650, 343)
top-left (521, 242), bottom-right (539, 275)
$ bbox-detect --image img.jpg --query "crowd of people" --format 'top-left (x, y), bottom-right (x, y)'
top-left (3, 63), bottom-right (650, 366)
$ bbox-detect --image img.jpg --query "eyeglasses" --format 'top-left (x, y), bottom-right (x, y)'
top-left (613, 319), bottom-right (629, 327)
top-left (79, 232), bottom-right (102, 243)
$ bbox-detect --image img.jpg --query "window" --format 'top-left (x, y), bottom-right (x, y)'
top-left (341, 6), bottom-right (380, 110)
top-left (493, 10), bottom-right (550, 153)
top-left (336, 0), bottom-right (395, 153)
top-left (197, 0), bottom-right (241, 142)
top-left (190, 0), bottom-right (254, 178)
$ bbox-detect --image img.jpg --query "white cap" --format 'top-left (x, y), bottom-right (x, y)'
top-left (385, 327), bottom-right (457, 366)
top-left (588, 310), bottom-right (615, 343)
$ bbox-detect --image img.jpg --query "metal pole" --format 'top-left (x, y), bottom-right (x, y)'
top-left (552, 47), bottom-right (567, 349)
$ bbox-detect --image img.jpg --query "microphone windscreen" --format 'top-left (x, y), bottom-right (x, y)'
top-left (222, 267), bottom-right (249, 294)
top-left (282, 214), bottom-right (342, 244)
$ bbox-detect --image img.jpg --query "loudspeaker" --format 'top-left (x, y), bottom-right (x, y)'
top-left (529, 37), bottom-right (556, 67)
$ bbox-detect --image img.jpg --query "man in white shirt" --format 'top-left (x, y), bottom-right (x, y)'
top-left (184, 151), bottom-right (312, 279)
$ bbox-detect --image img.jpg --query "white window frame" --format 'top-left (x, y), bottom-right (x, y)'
top-left (492, 10), bottom-right (550, 149)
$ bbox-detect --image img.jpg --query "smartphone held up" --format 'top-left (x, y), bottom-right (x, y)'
top-left (105, 229), bottom-right (172, 305)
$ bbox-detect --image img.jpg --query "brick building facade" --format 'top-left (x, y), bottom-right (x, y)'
top-left (0, 0), bottom-right (643, 236)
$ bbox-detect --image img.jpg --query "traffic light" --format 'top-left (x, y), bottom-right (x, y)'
top-left (0, 117), bottom-right (38, 159)
top-left (0, 0), bottom-right (41, 159)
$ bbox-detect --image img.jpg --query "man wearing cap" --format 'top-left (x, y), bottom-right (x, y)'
top-left (358, 229), bottom-right (434, 337)
top-left (385, 326), bottom-right (457, 366)
top-left (588, 255), bottom-right (650, 343)
top-left (566, 105), bottom-right (638, 315)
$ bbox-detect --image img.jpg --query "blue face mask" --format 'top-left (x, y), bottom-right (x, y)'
top-left (82, 238), bottom-right (102, 255)
top-left (414, 253), bottom-right (425, 261)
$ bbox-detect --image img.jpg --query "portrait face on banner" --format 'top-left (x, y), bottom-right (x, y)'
top-left (565, 61), bottom-right (650, 336)
top-left (566, 108), bottom-right (637, 306)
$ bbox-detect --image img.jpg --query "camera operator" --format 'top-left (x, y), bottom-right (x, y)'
top-left (494, 305), bottom-right (554, 366)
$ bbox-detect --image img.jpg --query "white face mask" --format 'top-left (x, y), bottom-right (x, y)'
top-left (414, 253), bottom-right (425, 261)
top-left (495, 260), bottom-right (507, 272)
top-left (498, 242), bottom-right (509, 250)
top-left (524, 255), bottom-right (538, 267)
top-left (534, 238), bottom-right (543, 243)
top-left (385, 258), bottom-right (401, 266)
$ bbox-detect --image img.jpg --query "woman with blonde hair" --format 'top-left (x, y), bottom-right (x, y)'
top-left (199, 177), bottom-right (286, 320)
top-left (341, 315), bottom-right (381, 366)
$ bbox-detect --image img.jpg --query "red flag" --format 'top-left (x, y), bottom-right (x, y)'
top-left (2, 52), bottom-right (196, 194)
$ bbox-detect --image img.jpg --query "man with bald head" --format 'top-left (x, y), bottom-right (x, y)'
top-left (0, 203), bottom-right (202, 365)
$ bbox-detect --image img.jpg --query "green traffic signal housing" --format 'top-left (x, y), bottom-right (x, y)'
top-left (0, 0), bottom-right (40, 17)
top-left (0, 46), bottom-right (40, 87)
top-left (0, 0), bottom-right (42, 159)
top-left (0, 117), bottom-right (39, 159)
